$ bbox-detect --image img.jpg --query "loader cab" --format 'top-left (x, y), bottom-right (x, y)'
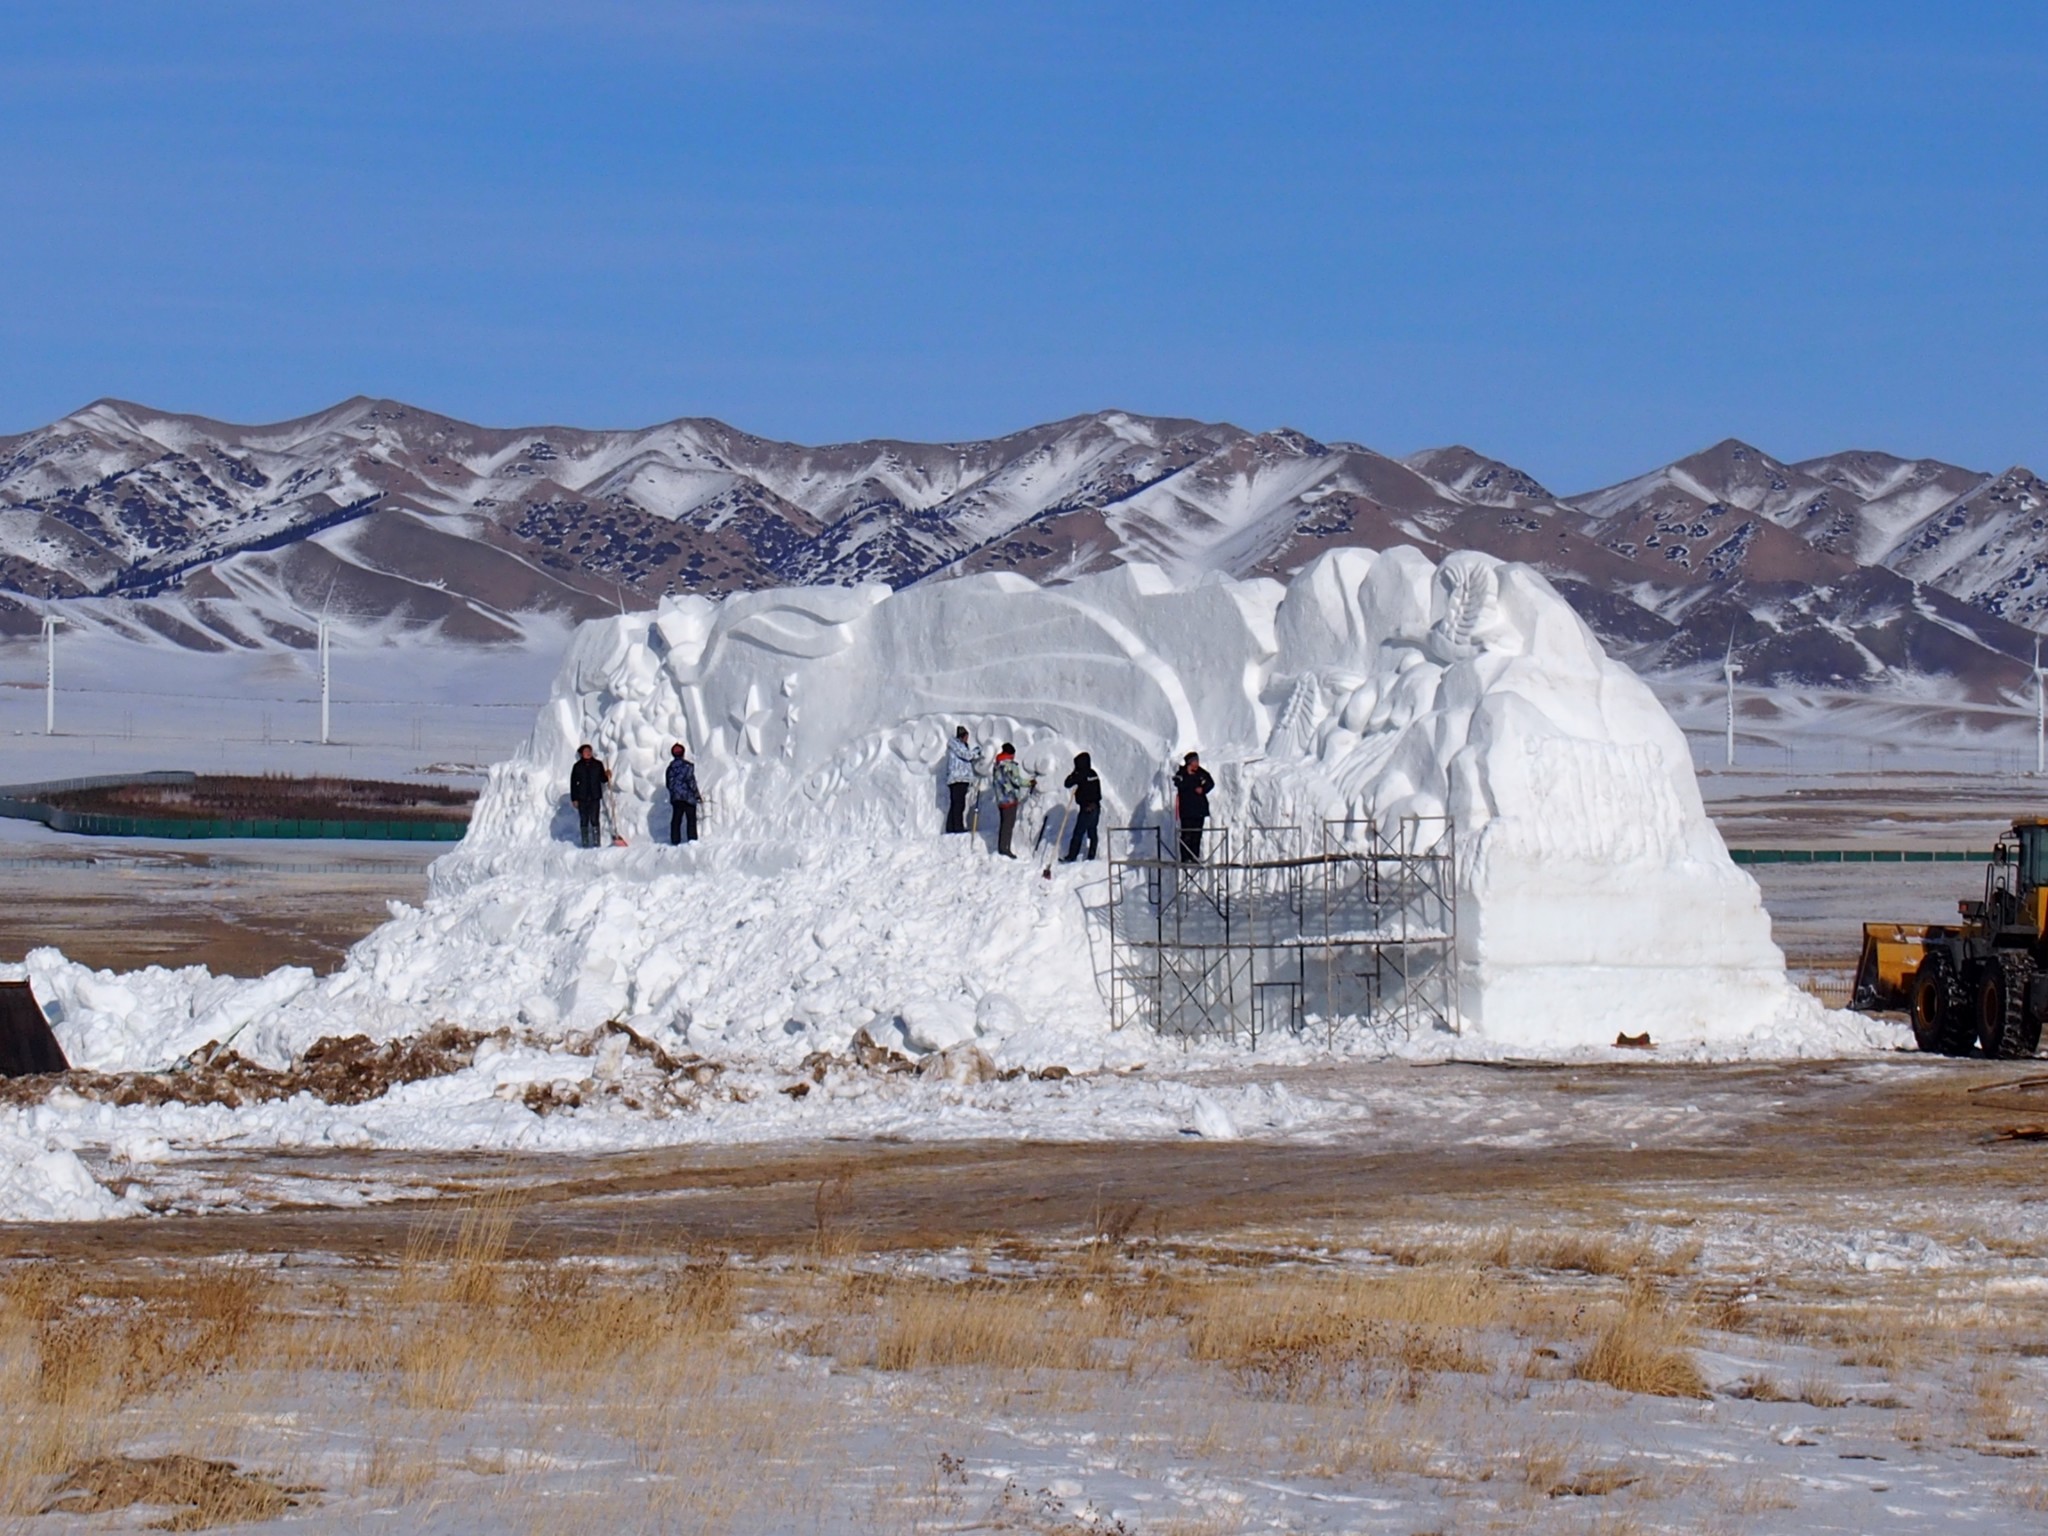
top-left (1984, 820), bottom-right (2048, 936)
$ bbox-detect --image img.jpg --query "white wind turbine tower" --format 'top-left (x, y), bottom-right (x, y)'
top-left (319, 618), bottom-right (331, 745)
top-left (1723, 630), bottom-right (1738, 769)
top-left (2034, 637), bottom-right (2044, 776)
top-left (41, 612), bottom-right (58, 736)
top-left (307, 580), bottom-right (336, 746)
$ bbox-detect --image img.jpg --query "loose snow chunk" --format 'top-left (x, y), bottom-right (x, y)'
top-left (0, 1128), bottom-right (141, 1222)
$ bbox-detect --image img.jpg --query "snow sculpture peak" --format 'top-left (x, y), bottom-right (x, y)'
top-left (462, 547), bottom-right (1798, 1051)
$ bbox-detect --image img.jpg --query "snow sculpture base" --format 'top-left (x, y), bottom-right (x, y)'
top-left (450, 546), bottom-right (1802, 1053)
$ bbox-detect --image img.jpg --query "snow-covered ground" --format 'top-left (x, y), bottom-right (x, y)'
top-left (10, 1069), bottom-right (2047, 1534)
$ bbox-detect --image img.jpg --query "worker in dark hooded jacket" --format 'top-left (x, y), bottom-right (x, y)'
top-left (665, 742), bottom-right (700, 845)
top-left (569, 743), bottom-right (610, 848)
top-left (1059, 751), bottom-right (1103, 862)
top-left (1172, 751), bottom-right (1215, 863)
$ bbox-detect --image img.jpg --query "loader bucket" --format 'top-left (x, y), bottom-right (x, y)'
top-left (0, 979), bottom-right (67, 1077)
top-left (1851, 923), bottom-right (1932, 1011)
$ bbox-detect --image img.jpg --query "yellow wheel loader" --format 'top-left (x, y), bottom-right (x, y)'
top-left (1852, 818), bottom-right (2048, 1059)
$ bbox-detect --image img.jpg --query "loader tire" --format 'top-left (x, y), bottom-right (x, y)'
top-left (1909, 956), bottom-right (1971, 1055)
top-left (1977, 952), bottom-right (2038, 1060)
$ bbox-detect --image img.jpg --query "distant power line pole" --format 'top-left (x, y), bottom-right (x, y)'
top-left (319, 618), bottom-right (331, 746)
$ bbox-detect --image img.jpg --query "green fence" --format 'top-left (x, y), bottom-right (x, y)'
top-left (37, 811), bottom-right (466, 841)
top-left (0, 782), bottom-right (468, 842)
top-left (1729, 848), bottom-right (1992, 865)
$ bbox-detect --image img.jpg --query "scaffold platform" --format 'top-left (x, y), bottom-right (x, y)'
top-left (1103, 818), bottom-right (1457, 1047)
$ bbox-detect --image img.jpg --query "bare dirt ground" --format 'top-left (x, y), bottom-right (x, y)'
top-left (0, 845), bottom-right (433, 974)
top-left (1696, 766), bottom-right (2046, 849)
top-left (4, 1057), bottom-right (2042, 1265)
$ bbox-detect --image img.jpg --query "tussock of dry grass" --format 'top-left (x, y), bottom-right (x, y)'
top-left (1181, 1267), bottom-right (1502, 1401)
top-left (1391, 1225), bottom-right (1700, 1279)
top-left (8, 1263), bottom-right (271, 1414)
top-left (0, 1263), bottom-right (280, 1516)
top-left (40, 1453), bottom-right (307, 1530)
top-left (870, 1282), bottom-right (1106, 1372)
top-left (1547, 1463), bottom-right (1640, 1498)
top-left (1973, 1366), bottom-right (2030, 1443)
top-left (1573, 1281), bottom-right (1706, 1399)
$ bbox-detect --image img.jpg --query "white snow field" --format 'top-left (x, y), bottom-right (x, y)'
top-left (2, 550), bottom-right (1906, 1222)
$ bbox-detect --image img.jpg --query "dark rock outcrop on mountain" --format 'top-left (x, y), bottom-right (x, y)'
top-left (1, 398), bottom-right (2040, 700)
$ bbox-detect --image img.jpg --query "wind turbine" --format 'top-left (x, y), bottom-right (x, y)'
top-left (303, 578), bottom-right (336, 746)
top-left (40, 612), bottom-right (59, 736)
top-left (2034, 637), bottom-right (2043, 777)
top-left (1723, 629), bottom-right (1738, 769)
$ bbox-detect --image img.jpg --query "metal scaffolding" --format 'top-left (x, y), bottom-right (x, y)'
top-left (1103, 818), bottom-right (1458, 1047)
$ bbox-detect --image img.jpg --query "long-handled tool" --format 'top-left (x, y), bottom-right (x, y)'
top-left (1041, 804), bottom-right (1071, 878)
top-left (605, 785), bottom-right (629, 848)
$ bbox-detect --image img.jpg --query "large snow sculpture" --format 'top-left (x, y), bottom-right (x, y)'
top-left (462, 547), bottom-right (1795, 1050)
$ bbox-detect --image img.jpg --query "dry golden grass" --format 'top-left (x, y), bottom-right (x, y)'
top-left (1973, 1366), bottom-right (2030, 1443)
top-left (1794, 1372), bottom-right (1848, 1409)
top-left (0, 1186), bottom-right (2034, 1533)
top-left (39, 1453), bottom-right (306, 1530)
top-left (0, 1262), bottom-right (281, 1519)
top-left (1390, 1225), bottom-right (1699, 1279)
top-left (1572, 1280), bottom-right (1706, 1399)
top-left (397, 1188), bottom-right (520, 1309)
top-left (1731, 1474), bottom-right (1799, 1515)
top-left (1546, 1463), bottom-right (1640, 1498)
top-left (1728, 1372), bottom-right (1793, 1402)
top-left (871, 1282), bottom-right (1105, 1372)
top-left (1179, 1266), bottom-right (1502, 1404)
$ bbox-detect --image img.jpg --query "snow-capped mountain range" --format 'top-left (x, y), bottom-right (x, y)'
top-left (2, 397), bottom-right (2043, 699)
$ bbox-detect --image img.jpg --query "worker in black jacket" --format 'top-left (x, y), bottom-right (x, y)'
top-left (1172, 751), bottom-right (1215, 863)
top-left (569, 743), bottom-right (610, 848)
top-left (1059, 751), bottom-right (1103, 862)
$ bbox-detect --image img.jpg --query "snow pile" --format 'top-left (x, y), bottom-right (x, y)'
top-left (21, 955), bottom-right (316, 1072)
top-left (453, 546), bottom-right (1813, 1052)
top-left (0, 1124), bottom-right (142, 1222)
top-left (18, 548), bottom-right (1838, 1077)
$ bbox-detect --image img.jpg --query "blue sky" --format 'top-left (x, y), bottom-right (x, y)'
top-left (1, 1), bottom-right (2042, 490)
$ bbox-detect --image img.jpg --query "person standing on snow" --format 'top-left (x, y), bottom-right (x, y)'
top-left (1059, 751), bottom-right (1103, 863)
top-left (569, 743), bottom-right (611, 849)
top-left (992, 742), bottom-right (1033, 858)
top-left (1172, 751), bottom-right (1215, 863)
top-left (665, 742), bottom-right (701, 845)
top-left (944, 725), bottom-right (983, 834)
